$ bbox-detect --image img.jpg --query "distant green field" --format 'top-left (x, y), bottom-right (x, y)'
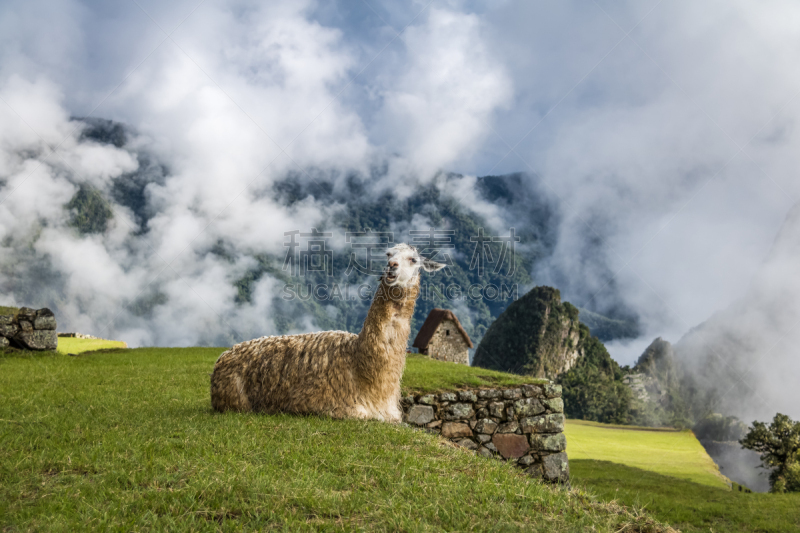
top-left (0, 346), bottom-right (671, 532)
top-left (572, 460), bottom-right (800, 533)
top-left (56, 337), bottom-right (127, 354)
top-left (565, 419), bottom-right (729, 488)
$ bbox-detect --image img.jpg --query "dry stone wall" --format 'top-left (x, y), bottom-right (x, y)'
top-left (0, 307), bottom-right (57, 351)
top-left (401, 383), bottom-right (569, 483)
top-left (426, 319), bottom-right (470, 364)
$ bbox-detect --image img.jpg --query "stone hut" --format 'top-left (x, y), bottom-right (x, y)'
top-left (412, 309), bottom-right (472, 365)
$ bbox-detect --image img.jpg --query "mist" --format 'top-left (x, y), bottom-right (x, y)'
top-left (2, 0), bottom-right (800, 425)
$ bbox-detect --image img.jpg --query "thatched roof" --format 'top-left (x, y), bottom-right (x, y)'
top-left (412, 308), bottom-right (473, 349)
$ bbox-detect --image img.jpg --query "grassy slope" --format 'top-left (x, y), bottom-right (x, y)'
top-left (571, 460), bottom-right (800, 533)
top-left (56, 337), bottom-right (127, 354)
top-left (565, 419), bottom-right (729, 489)
top-left (0, 305), bottom-right (20, 316)
top-left (402, 353), bottom-right (547, 394)
top-left (0, 346), bottom-right (671, 532)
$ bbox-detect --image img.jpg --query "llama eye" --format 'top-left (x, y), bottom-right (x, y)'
top-left (410, 258), bottom-right (417, 263)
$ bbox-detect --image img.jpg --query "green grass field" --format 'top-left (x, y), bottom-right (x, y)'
top-left (565, 419), bottom-right (729, 489)
top-left (56, 337), bottom-right (128, 354)
top-left (571, 460), bottom-right (800, 533)
top-left (0, 345), bottom-right (672, 532)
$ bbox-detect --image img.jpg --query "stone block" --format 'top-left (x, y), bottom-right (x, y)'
top-left (513, 397), bottom-right (545, 417)
top-left (426, 420), bottom-right (442, 429)
top-left (484, 442), bottom-right (497, 453)
top-left (529, 433), bottom-right (567, 452)
top-left (506, 406), bottom-right (516, 420)
top-left (442, 422), bottom-right (473, 439)
top-left (488, 402), bottom-right (505, 419)
top-left (524, 464), bottom-right (543, 478)
top-left (418, 394), bottom-right (436, 405)
top-left (474, 418), bottom-right (498, 434)
top-left (476, 407), bottom-right (489, 419)
top-left (439, 392), bottom-right (457, 402)
top-left (0, 323), bottom-right (18, 337)
top-left (502, 388), bottom-right (522, 400)
top-left (19, 321), bottom-right (33, 332)
top-left (456, 438), bottom-right (479, 451)
top-left (542, 452), bottom-right (569, 482)
top-left (18, 330), bottom-right (57, 351)
top-left (476, 434), bottom-right (491, 444)
top-left (441, 403), bottom-right (475, 421)
top-left (517, 454), bottom-right (535, 466)
top-left (497, 421), bottom-right (519, 434)
top-left (0, 337), bottom-right (8, 348)
top-left (458, 390), bottom-right (477, 402)
top-left (477, 446), bottom-right (493, 458)
top-left (0, 315), bottom-right (13, 325)
top-left (17, 307), bottom-right (36, 320)
top-left (35, 308), bottom-right (55, 318)
top-left (521, 414), bottom-right (565, 434)
top-left (478, 389), bottom-right (501, 399)
top-left (401, 395), bottom-right (415, 407)
top-left (406, 405), bottom-right (435, 426)
top-left (543, 384), bottom-right (562, 399)
top-left (491, 434), bottom-right (530, 459)
top-left (521, 384), bottom-right (544, 398)
top-left (543, 398), bottom-right (564, 413)
top-left (33, 316), bottom-right (57, 330)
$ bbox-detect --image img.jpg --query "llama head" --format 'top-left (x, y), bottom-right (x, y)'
top-left (383, 243), bottom-right (445, 287)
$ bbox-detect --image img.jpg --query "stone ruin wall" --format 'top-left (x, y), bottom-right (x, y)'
top-left (425, 319), bottom-right (470, 365)
top-left (402, 383), bottom-right (569, 483)
top-left (0, 307), bottom-right (58, 351)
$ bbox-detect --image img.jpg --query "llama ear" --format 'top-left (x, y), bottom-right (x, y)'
top-left (422, 259), bottom-right (446, 272)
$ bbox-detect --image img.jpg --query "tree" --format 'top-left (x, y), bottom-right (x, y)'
top-left (739, 413), bottom-right (800, 493)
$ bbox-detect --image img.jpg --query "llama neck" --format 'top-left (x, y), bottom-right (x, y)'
top-left (354, 276), bottom-right (420, 387)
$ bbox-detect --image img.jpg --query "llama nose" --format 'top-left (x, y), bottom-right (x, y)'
top-left (388, 261), bottom-right (398, 269)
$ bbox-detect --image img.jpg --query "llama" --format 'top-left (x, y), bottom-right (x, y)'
top-left (210, 243), bottom-right (444, 422)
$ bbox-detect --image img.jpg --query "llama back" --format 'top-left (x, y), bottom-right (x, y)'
top-left (210, 330), bottom-right (359, 416)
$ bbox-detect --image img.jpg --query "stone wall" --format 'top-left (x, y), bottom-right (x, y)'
top-left (402, 383), bottom-right (569, 483)
top-left (0, 307), bottom-right (57, 351)
top-left (425, 319), bottom-right (470, 365)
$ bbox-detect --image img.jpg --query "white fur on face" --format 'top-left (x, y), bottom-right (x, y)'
top-left (384, 243), bottom-right (446, 287)
top-left (384, 244), bottom-right (423, 287)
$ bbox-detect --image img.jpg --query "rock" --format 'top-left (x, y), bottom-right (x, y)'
top-left (33, 316), bottom-right (57, 330)
top-left (17, 330), bottom-right (58, 351)
top-left (0, 315), bottom-right (13, 325)
top-left (506, 406), bottom-right (516, 420)
top-left (17, 307), bottom-right (36, 320)
top-left (0, 337), bottom-right (8, 348)
top-left (521, 414), bottom-right (565, 434)
top-left (0, 323), bottom-right (18, 337)
top-left (456, 438), bottom-right (479, 451)
top-left (474, 418), bottom-right (498, 434)
top-left (476, 434), bottom-right (491, 444)
top-left (418, 394), bottom-right (437, 405)
top-left (543, 398), bottom-right (564, 413)
top-left (19, 321), bottom-right (33, 332)
top-left (484, 442), bottom-right (497, 452)
top-left (401, 395), bottom-right (415, 407)
top-left (476, 407), bottom-right (489, 419)
top-left (35, 308), bottom-right (55, 318)
top-left (407, 405), bottom-right (435, 426)
top-left (502, 388), bottom-right (522, 400)
top-left (529, 433), bottom-right (567, 452)
top-left (442, 422), bottom-right (473, 439)
top-left (478, 389), bottom-right (501, 399)
top-left (458, 390), bottom-right (477, 402)
top-left (522, 384), bottom-right (544, 398)
top-left (477, 446), bottom-right (493, 458)
top-left (542, 452), bottom-right (569, 482)
top-left (497, 421), bottom-right (520, 434)
top-left (514, 397), bottom-right (546, 417)
top-left (426, 420), bottom-right (442, 429)
top-left (488, 402), bottom-right (505, 419)
top-left (491, 434), bottom-right (530, 459)
top-left (517, 454), bottom-right (535, 466)
top-left (441, 403), bottom-right (475, 421)
top-left (543, 384), bottom-right (562, 399)
top-left (439, 392), bottom-right (457, 402)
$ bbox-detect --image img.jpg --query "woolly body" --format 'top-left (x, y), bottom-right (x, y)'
top-left (210, 244), bottom-right (439, 422)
